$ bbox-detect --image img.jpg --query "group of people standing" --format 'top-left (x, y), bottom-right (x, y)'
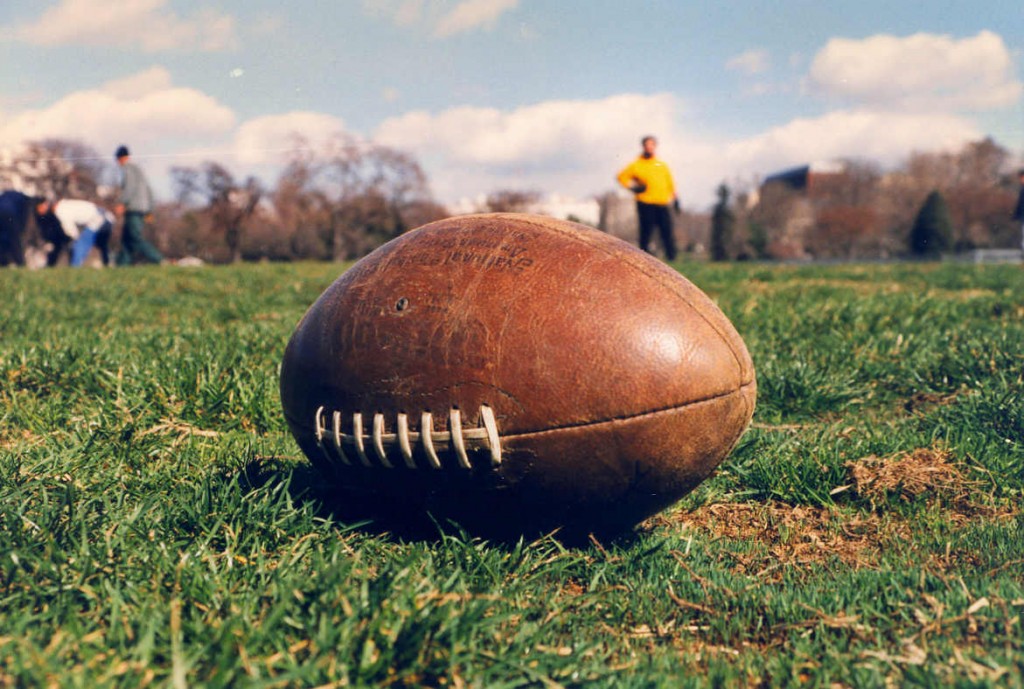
top-left (0, 145), bottom-right (163, 268)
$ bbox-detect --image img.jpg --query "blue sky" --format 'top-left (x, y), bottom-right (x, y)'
top-left (2, 1), bottom-right (1022, 210)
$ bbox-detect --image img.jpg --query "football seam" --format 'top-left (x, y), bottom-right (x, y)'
top-left (286, 379), bottom-right (755, 441)
top-left (498, 379), bottom-right (756, 440)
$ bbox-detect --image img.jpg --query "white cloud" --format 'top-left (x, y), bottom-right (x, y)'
top-left (808, 30), bottom-right (1022, 111)
top-left (376, 93), bottom-right (679, 166)
top-left (0, 68), bottom-right (236, 157)
top-left (374, 93), bottom-right (688, 202)
top-left (727, 49), bottom-right (770, 75)
top-left (230, 112), bottom-right (348, 166)
top-left (394, 0), bottom-right (425, 26)
top-left (372, 91), bottom-right (989, 208)
top-left (742, 83), bottom-right (776, 97)
top-left (365, 0), bottom-right (519, 39)
top-left (0, 53), bottom-right (993, 214)
top-left (433, 0), bottom-right (519, 38)
top-left (724, 109), bottom-right (980, 177)
top-left (16, 0), bottom-right (239, 52)
top-left (248, 12), bottom-right (285, 38)
top-left (100, 66), bottom-right (174, 99)
top-left (674, 109), bottom-right (981, 207)
top-left (362, 0), bottom-right (423, 26)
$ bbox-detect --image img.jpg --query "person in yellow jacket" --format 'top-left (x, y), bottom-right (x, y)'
top-left (616, 135), bottom-right (680, 260)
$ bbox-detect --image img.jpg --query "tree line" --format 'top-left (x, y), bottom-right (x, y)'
top-left (709, 138), bottom-right (1021, 261)
top-left (2, 135), bottom-right (1019, 264)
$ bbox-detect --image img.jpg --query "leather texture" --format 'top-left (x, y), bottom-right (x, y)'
top-left (280, 213), bottom-right (756, 537)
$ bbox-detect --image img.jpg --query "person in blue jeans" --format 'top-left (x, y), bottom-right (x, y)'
top-left (114, 145), bottom-right (164, 265)
top-left (35, 198), bottom-right (114, 267)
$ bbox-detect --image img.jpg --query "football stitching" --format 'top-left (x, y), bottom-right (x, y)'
top-left (300, 381), bottom-right (753, 471)
top-left (312, 404), bottom-right (502, 470)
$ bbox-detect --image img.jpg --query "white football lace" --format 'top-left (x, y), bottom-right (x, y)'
top-left (313, 405), bottom-right (502, 469)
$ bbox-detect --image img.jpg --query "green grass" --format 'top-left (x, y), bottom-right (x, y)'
top-left (1, 260), bottom-right (1022, 688)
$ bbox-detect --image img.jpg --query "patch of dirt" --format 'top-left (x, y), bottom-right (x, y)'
top-left (842, 447), bottom-right (1010, 522)
top-left (901, 390), bottom-right (964, 414)
top-left (658, 501), bottom-right (903, 578)
top-left (652, 447), bottom-right (1017, 579)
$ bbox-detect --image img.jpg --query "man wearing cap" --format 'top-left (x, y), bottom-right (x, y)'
top-left (114, 145), bottom-right (164, 265)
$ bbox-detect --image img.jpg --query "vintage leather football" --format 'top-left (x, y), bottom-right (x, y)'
top-left (280, 213), bottom-right (755, 537)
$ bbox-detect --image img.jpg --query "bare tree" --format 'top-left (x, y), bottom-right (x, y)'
top-left (888, 138), bottom-right (1015, 250)
top-left (0, 139), bottom-right (105, 200)
top-left (484, 189), bottom-right (542, 213)
top-left (172, 162), bottom-right (263, 263)
top-left (806, 161), bottom-right (886, 258)
top-left (272, 134), bottom-right (444, 261)
top-left (271, 151), bottom-right (332, 259)
top-left (807, 205), bottom-right (881, 259)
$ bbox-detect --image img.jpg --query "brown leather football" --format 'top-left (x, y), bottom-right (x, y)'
top-left (280, 213), bottom-right (755, 538)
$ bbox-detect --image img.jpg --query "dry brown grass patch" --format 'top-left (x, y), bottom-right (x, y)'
top-left (902, 390), bottom-right (964, 414)
top-left (841, 447), bottom-right (1015, 523)
top-left (654, 447), bottom-right (1017, 577)
top-left (846, 447), bottom-right (973, 503)
top-left (659, 501), bottom-right (904, 577)
top-left (0, 428), bottom-right (46, 451)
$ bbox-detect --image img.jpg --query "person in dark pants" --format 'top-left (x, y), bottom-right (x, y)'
top-left (35, 198), bottom-right (115, 267)
top-left (616, 135), bottom-right (680, 261)
top-left (1014, 168), bottom-right (1024, 253)
top-left (32, 206), bottom-right (73, 266)
top-left (0, 190), bottom-right (38, 267)
top-left (114, 145), bottom-right (164, 265)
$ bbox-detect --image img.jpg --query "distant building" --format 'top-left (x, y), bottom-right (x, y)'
top-left (754, 161), bottom-right (843, 259)
top-left (761, 161), bottom-right (843, 193)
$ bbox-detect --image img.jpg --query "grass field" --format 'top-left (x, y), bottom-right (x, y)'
top-left (1, 258), bottom-right (1022, 688)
